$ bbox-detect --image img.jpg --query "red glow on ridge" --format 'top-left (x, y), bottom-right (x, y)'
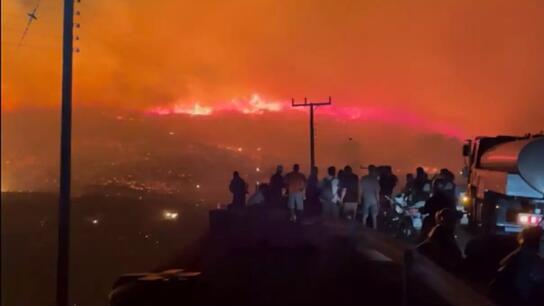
top-left (145, 94), bottom-right (464, 140)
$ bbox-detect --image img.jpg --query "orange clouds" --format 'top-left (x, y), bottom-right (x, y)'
top-left (2, 0), bottom-right (544, 136)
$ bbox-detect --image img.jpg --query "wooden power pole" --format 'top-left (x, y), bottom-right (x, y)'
top-left (57, 0), bottom-right (74, 305)
top-left (291, 97), bottom-right (332, 170)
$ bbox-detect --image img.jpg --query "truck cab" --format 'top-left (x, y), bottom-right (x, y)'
top-left (463, 134), bottom-right (544, 233)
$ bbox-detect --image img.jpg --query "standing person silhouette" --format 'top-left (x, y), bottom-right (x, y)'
top-left (319, 166), bottom-right (340, 220)
top-left (413, 167), bottom-right (431, 202)
top-left (229, 171), bottom-right (248, 209)
top-left (403, 173), bottom-right (415, 195)
top-left (339, 165), bottom-right (359, 221)
top-left (432, 168), bottom-right (456, 202)
top-left (379, 166), bottom-right (398, 213)
top-left (269, 165), bottom-right (285, 207)
top-left (360, 165), bottom-right (380, 229)
top-left (284, 164), bottom-right (306, 222)
top-left (306, 166), bottom-right (320, 217)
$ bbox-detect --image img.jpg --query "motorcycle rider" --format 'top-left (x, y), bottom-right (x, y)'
top-left (413, 167), bottom-right (431, 203)
top-left (379, 166), bottom-right (398, 215)
top-left (433, 168), bottom-right (456, 202)
top-left (416, 208), bottom-right (463, 272)
top-left (419, 191), bottom-right (457, 241)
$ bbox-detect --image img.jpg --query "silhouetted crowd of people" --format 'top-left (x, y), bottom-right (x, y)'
top-left (227, 165), bottom-right (467, 230)
top-left (226, 163), bottom-right (544, 306)
top-left (227, 163), bottom-right (412, 226)
top-left (227, 164), bottom-right (543, 306)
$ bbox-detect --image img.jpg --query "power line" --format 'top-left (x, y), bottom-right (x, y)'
top-left (2, 40), bottom-right (58, 48)
top-left (17, 0), bottom-right (41, 48)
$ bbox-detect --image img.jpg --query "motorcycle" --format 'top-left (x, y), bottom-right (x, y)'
top-left (384, 193), bottom-right (426, 241)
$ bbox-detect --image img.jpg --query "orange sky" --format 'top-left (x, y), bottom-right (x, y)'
top-left (2, 0), bottom-right (544, 134)
top-left (1, 0), bottom-right (544, 191)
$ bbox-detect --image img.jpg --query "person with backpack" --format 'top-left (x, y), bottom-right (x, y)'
top-left (378, 166), bottom-right (398, 214)
top-left (319, 166), bottom-right (340, 220)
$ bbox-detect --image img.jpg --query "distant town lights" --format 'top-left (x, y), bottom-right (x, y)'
top-left (162, 210), bottom-right (179, 220)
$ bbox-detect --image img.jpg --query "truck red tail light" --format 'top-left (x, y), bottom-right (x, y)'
top-left (518, 213), bottom-right (542, 226)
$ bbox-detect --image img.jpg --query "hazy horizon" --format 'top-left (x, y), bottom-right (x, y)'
top-left (3, 0), bottom-right (544, 195)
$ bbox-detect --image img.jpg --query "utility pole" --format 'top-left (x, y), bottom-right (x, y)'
top-left (57, 0), bottom-right (74, 305)
top-left (291, 97), bottom-right (332, 170)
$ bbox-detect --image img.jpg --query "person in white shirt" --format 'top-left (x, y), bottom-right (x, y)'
top-left (319, 166), bottom-right (340, 220)
top-left (247, 183), bottom-right (266, 206)
top-left (360, 165), bottom-right (381, 229)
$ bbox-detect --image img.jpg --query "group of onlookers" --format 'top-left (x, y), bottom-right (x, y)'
top-left (228, 164), bottom-right (543, 306)
top-left (229, 163), bottom-right (400, 227)
top-left (314, 164), bottom-right (382, 227)
top-left (229, 164), bottom-right (458, 228)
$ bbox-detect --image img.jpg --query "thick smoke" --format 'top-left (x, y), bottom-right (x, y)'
top-left (2, 0), bottom-right (543, 192)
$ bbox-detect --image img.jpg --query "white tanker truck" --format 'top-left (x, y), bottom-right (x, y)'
top-left (463, 134), bottom-right (544, 233)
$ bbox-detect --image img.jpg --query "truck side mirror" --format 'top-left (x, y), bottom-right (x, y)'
top-left (462, 142), bottom-right (471, 157)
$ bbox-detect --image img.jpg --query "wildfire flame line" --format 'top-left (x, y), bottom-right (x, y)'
top-left (146, 93), bottom-right (464, 139)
